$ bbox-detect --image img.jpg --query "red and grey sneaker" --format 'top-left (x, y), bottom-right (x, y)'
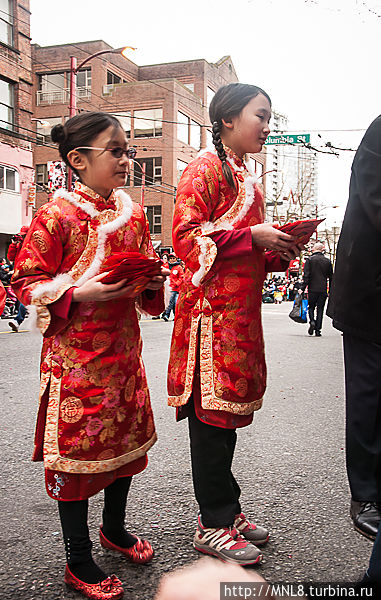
top-left (193, 514), bottom-right (262, 566)
top-left (234, 513), bottom-right (269, 545)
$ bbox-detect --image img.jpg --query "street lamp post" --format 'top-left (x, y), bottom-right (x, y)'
top-left (67, 46), bottom-right (136, 190)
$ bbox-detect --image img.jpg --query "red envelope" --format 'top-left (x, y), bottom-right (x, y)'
top-left (275, 218), bottom-right (325, 245)
top-left (101, 252), bottom-right (162, 285)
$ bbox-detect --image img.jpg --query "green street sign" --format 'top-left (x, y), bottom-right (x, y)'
top-left (265, 134), bottom-right (310, 145)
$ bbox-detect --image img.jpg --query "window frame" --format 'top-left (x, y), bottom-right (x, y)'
top-left (35, 163), bottom-right (49, 187)
top-left (0, 76), bottom-right (15, 131)
top-left (0, 163), bottom-right (19, 192)
top-left (0, 0), bottom-right (13, 47)
top-left (133, 108), bottom-right (163, 138)
top-left (145, 205), bottom-right (162, 235)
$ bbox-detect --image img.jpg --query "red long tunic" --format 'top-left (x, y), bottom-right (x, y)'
top-left (168, 147), bottom-right (288, 427)
top-left (12, 182), bottom-right (164, 500)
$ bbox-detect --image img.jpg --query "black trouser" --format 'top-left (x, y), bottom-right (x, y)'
top-left (307, 291), bottom-right (327, 332)
top-left (343, 333), bottom-right (381, 501)
top-left (187, 397), bottom-right (241, 528)
top-left (58, 476), bottom-right (132, 565)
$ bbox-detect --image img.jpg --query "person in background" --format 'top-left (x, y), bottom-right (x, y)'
top-left (327, 115), bottom-right (381, 543)
top-left (7, 226), bottom-right (29, 332)
top-left (161, 254), bottom-right (184, 321)
top-left (300, 242), bottom-right (333, 337)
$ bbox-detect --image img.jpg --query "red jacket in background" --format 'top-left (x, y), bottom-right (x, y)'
top-left (7, 226), bottom-right (29, 263)
top-left (169, 264), bottom-right (184, 292)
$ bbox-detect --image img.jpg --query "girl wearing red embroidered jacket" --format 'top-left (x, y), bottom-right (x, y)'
top-left (12, 113), bottom-right (168, 600)
top-left (167, 84), bottom-right (302, 567)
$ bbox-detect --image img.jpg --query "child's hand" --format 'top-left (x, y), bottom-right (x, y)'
top-left (251, 223), bottom-right (296, 252)
top-left (145, 267), bottom-right (170, 291)
top-left (278, 242), bottom-right (305, 261)
top-left (72, 273), bottom-right (139, 302)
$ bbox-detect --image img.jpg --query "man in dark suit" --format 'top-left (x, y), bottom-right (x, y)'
top-left (327, 115), bottom-right (381, 541)
top-left (300, 242), bottom-right (333, 336)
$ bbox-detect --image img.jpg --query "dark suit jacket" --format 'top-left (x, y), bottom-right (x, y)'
top-left (301, 252), bottom-right (333, 293)
top-left (327, 115), bottom-right (381, 343)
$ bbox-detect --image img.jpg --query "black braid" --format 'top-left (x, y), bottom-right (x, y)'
top-left (212, 121), bottom-right (236, 190)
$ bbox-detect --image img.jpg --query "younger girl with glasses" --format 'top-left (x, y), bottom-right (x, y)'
top-left (12, 111), bottom-right (168, 600)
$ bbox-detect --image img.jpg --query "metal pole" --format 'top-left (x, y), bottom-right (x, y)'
top-left (141, 161), bottom-right (146, 207)
top-left (67, 56), bottom-right (77, 191)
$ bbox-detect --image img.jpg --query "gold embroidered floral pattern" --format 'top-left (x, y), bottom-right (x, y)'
top-left (60, 397), bottom-right (84, 423)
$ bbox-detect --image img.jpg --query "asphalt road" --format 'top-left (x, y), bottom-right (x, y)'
top-left (0, 303), bottom-right (373, 599)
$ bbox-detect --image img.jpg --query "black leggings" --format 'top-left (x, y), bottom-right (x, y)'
top-left (58, 476), bottom-right (132, 565)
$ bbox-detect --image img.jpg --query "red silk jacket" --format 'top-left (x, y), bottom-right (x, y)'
top-left (12, 182), bottom-right (164, 474)
top-left (167, 148), bottom-right (287, 417)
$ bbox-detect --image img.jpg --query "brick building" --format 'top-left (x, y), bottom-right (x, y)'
top-left (32, 40), bottom-right (267, 250)
top-left (0, 0), bottom-right (34, 258)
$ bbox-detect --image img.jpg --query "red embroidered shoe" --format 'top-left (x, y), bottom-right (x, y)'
top-left (64, 565), bottom-right (124, 599)
top-left (234, 513), bottom-right (270, 545)
top-left (99, 528), bottom-right (154, 564)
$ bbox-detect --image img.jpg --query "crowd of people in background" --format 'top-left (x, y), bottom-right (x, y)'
top-left (262, 273), bottom-right (302, 304)
top-left (0, 227), bottom-right (29, 330)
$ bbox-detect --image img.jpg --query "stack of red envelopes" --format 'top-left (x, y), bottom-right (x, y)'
top-left (101, 252), bottom-right (162, 285)
top-left (275, 218), bottom-right (325, 245)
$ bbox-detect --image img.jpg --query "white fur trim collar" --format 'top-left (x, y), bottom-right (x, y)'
top-left (32, 189), bottom-right (134, 298)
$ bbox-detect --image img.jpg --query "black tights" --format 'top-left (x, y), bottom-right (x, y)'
top-left (58, 476), bottom-right (135, 583)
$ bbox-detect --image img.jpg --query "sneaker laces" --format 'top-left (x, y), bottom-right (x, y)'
top-left (235, 513), bottom-right (257, 533)
top-left (198, 524), bottom-right (249, 551)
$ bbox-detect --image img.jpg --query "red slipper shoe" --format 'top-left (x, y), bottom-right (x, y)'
top-left (99, 527), bottom-right (154, 564)
top-left (64, 564), bottom-right (124, 599)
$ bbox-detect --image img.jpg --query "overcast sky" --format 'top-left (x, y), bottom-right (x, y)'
top-left (30, 0), bottom-right (381, 225)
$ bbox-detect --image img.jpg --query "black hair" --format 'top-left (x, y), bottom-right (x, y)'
top-left (51, 111), bottom-right (123, 177)
top-left (209, 83), bottom-right (271, 189)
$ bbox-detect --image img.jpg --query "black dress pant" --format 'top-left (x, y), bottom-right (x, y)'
top-left (343, 333), bottom-right (381, 501)
top-left (308, 291), bottom-right (327, 332)
top-left (187, 397), bottom-right (241, 528)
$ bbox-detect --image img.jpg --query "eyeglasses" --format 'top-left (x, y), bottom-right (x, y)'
top-left (73, 146), bottom-right (137, 159)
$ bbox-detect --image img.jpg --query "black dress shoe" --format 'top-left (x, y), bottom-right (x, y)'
top-left (315, 330), bottom-right (321, 337)
top-left (308, 322), bottom-right (315, 335)
top-left (350, 500), bottom-right (381, 540)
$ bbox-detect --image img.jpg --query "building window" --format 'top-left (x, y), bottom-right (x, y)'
top-left (0, 0), bottom-right (13, 46)
top-left (205, 128), bottom-right (213, 148)
top-left (36, 117), bottom-right (63, 143)
top-left (133, 108), bottom-right (162, 138)
top-left (177, 159), bottom-right (188, 182)
top-left (207, 86), bottom-right (215, 108)
top-left (113, 112), bottom-right (131, 138)
top-left (177, 111), bottom-right (201, 149)
top-left (177, 111), bottom-right (188, 144)
top-left (37, 70), bottom-right (91, 105)
top-left (190, 119), bottom-right (201, 149)
top-left (77, 69), bottom-right (92, 90)
top-left (134, 157), bottom-right (162, 186)
top-left (0, 77), bottom-right (14, 130)
top-left (145, 205), bottom-right (162, 234)
top-left (35, 164), bottom-right (49, 186)
top-left (107, 71), bottom-right (121, 85)
top-left (0, 164), bottom-right (18, 191)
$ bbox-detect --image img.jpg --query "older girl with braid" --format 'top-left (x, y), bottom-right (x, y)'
top-left (167, 83), bottom-right (302, 565)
